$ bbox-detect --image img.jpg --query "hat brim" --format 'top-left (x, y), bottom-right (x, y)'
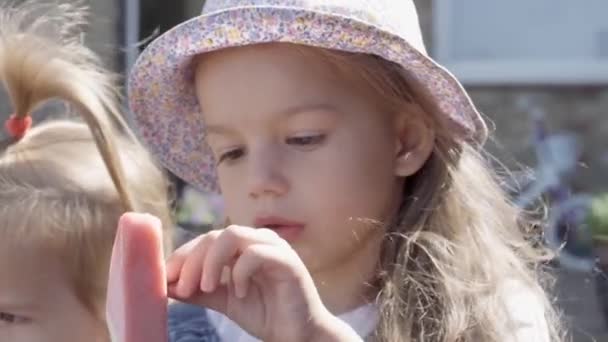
top-left (128, 5), bottom-right (487, 193)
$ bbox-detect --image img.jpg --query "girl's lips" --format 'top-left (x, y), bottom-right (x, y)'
top-left (253, 216), bottom-right (305, 242)
top-left (267, 225), bottom-right (303, 242)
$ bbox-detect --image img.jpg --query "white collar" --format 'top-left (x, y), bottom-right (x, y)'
top-left (207, 303), bottom-right (379, 342)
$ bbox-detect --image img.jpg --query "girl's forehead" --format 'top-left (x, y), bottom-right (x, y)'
top-left (0, 245), bottom-right (66, 301)
top-left (195, 44), bottom-right (383, 126)
top-left (196, 44), bottom-right (345, 96)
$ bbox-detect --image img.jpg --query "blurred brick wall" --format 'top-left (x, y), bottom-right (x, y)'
top-left (414, 0), bottom-right (608, 193)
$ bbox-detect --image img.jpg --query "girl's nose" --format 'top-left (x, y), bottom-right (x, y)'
top-left (247, 147), bottom-right (289, 199)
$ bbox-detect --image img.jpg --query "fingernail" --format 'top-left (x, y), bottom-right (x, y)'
top-left (201, 275), bottom-right (214, 293)
top-left (177, 281), bottom-right (188, 297)
top-left (235, 285), bottom-right (245, 299)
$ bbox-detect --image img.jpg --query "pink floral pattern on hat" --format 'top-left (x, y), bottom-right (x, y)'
top-left (128, 0), bottom-right (487, 193)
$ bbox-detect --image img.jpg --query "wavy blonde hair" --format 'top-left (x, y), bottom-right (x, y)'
top-left (305, 49), bottom-right (566, 341)
top-left (0, 0), bottom-right (173, 326)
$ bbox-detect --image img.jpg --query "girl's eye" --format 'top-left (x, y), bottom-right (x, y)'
top-left (0, 312), bottom-right (29, 325)
top-left (217, 148), bottom-right (245, 164)
top-left (286, 134), bottom-right (326, 146)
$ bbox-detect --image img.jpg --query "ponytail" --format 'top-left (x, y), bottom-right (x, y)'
top-left (0, 0), bottom-right (135, 211)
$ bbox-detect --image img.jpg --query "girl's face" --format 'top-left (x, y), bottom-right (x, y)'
top-left (0, 244), bottom-right (106, 342)
top-left (195, 44), bottom-right (433, 283)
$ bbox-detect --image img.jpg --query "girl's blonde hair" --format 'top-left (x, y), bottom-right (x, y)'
top-left (308, 48), bottom-right (565, 341)
top-left (0, 0), bottom-right (173, 323)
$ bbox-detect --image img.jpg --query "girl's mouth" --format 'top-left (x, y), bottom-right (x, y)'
top-left (253, 216), bottom-right (305, 242)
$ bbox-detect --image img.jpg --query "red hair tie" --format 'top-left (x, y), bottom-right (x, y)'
top-left (5, 114), bottom-right (32, 139)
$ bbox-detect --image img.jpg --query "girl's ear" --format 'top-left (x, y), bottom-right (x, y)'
top-left (393, 103), bottom-right (435, 177)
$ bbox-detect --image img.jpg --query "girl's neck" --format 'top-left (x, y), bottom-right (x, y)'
top-left (311, 233), bottom-right (383, 315)
top-left (313, 191), bottom-right (402, 314)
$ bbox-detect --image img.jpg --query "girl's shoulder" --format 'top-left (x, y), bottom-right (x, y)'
top-left (168, 302), bottom-right (221, 342)
top-left (500, 280), bottom-right (551, 342)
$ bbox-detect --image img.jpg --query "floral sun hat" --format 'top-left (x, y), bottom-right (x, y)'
top-left (128, 0), bottom-right (488, 193)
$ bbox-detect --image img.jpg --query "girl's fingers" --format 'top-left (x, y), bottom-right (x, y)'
top-left (173, 231), bottom-right (219, 298)
top-left (232, 244), bottom-right (272, 298)
top-left (167, 282), bottom-right (230, 314)
top-left (165, 259), bottom-right (182, 284)
top-left (165, 234), bottom-right (204, 283)
top-left (201, 226), bottom-right (285, 293)
top-left (232, 243), bottom-right (305, 298)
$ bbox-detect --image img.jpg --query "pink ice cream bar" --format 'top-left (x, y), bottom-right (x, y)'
top-left (106, 214), bottom-right (168, 342)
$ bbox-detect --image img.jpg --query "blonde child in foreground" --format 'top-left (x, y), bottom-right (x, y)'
top-left (128, 0), bottom-right (565, 341)
top-left (0, 3), bottom-right (173, 341)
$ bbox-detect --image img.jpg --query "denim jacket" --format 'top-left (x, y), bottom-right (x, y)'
top-left (168, 303), bottom-right (220, 342)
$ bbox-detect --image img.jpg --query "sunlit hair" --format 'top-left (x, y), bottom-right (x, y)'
top-left (0, 0), bottom-right (173, 327)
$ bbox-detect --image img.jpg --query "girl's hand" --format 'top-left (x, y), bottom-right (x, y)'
top-left (166, 225), bottom-right (362, 342)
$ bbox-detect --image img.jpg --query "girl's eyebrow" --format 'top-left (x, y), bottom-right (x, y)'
top-left (279, 103), bottom-right (341, 119)
top-left (205, 124), bottom-right (235, 137)
top-left (0, 298), bottom-right (39, 312)
top-left (205, 103), bottom-right (340, 136)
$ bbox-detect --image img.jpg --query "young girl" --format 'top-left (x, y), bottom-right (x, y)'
top-left (0, 3), bottom-right (173, 341)
top-left (128, 0), bottom-right (564, 341)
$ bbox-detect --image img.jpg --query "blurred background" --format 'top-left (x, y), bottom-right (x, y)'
top-left (1, 1), bottom-right (607, 340)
